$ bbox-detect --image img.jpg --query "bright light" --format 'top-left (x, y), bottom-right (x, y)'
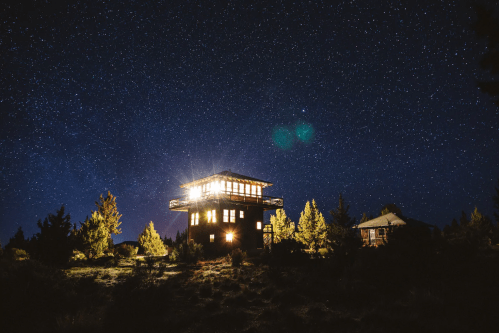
top-left (212, 181), bottom-right (221, 194)
top-left (226, 232), bottom-right (233, 242)
top-left (189, 186), bottom-right (201, 200)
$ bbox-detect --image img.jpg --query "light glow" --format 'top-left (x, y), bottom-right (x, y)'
top-left (189, 186), bottom-right (201, 200)
top-left (212, 181), bottom-right (221, 194)
top-left (226, 232), bottom-right (233, 242)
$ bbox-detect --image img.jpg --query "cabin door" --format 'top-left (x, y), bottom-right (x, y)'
top-left (369, 229), bottom-right (376, 245)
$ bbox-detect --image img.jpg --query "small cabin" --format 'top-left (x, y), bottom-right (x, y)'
top-left (355, 213), bottom-right (406, 246)
top-left (169, 171), bottom-right (283, 254)
top-left (356, 213), bottom-right (432, 246)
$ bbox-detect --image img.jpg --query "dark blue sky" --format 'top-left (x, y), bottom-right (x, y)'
top-left (1, 0), bottom-right (498, 246)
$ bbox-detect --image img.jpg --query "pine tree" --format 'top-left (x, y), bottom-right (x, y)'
top-left (328, 194), bottom-right (361, 257)
top-left (469, 206), bottom-right (493, 236)
top-left (360, 213), bottom-right (369, 223)
top-left (95, 191), bottom-right (122, 246)
top-left (493, 178), bottom-right (499, 224)
top-left (36, 205), bottom-right (72, 264)
top-left (138, 221), bottom-right (166, 256)
top-left (459, 211), bottom-right (469, 228)
top-left (295, 200), bottom-right (327, 254)
top-left (6, 226), bottom-right (27, 251)
top-left (380, 203), bottom-right (403, 217)
top-left (80, 212), bottom-right (108, 259)
top-left (270, 209), bottom-right (295, 243)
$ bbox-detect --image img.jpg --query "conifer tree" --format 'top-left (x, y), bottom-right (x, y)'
top-left (328, 194), bottom-right (361, 257)
top-left (380, 203), bottom-right (403, 217)
top-left (469, 206), bottom-right (493, 236)
top-left (360, 213), bottom-right (369, 224)
top-left (295, 200), bottom-right (327, 254)
top-left (80, 212), bottom-right (108, 259)
top-left (95, 191), bottom-right (122, 246)
top-left (270, 209), bottom-right (295, 243)
top-left (138, 221), bottom-right (166, 256)
top-left (6, 226), bottom-right (27, 251)
top-left (36, 205), bottom-right (72, 264)
top-left (459, 210), bottom-right (469, 228)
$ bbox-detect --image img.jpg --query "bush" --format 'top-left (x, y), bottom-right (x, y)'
top-left (169, 241), bottom-right (203, 263)
top-left (231, 248), bottom-right (246, 267)
top-left (69, 249), bottom-right (87, 262)
top-left (6, 248), bottom-right (30, 261)
top-left (116, 244), bottom-right (138, 258)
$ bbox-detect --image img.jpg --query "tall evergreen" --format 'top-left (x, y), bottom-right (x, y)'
top-left (80, 212), bottom-right (109, 259)
top-left (6, 226), bottom-right (28, 251)
top-left (138, 221), bottom-right (166, 256)
top-left (493, 178), bottom-right (499, 224)
top-left (95, 191), bottom-right (122, 246)
top-left (380, 203), bottom-right (403, 217)
top-left (295, 200), bottom-right (327, 254)
top-left (36, 205), bottom-right (72, 264)
top-left (459, 210), bottom-right (469, 228)
top-left (359, 212), bottom-right (369, 224)
top-left (270, 209), bottom-right (295, 243)
top-left (328, 194), bottom-right (361, 257)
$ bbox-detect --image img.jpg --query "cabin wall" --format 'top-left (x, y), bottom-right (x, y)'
top-left (187, 201), bottom-right (264, 255)
top-left (360, 227), bottom-right (389, 246)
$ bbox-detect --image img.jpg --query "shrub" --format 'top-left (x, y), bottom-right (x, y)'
top-left (69, 249), bottom-right (87, 262)
top-left (231, 248), bottom-right (246, 267)
top-left (6, 248), bottom-right (30, 261)
top-left (169, 241), bottom-right (203, 263)
top-left (116, 244), bottom-right (138, 258)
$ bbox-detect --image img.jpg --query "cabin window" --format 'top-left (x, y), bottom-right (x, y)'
top-left (226, 233), bottom-right (233, 242)
top-left (251, 185), bottom-right (256, 197)
top-left (233, 182), bottom-right (238, 193)
top-left (223, 209), bottom-right (229, 222)
top-left (230, 210), bottom-right (236, 223)
top-left (257, 186), bottom-right (262, 197)
top-left (227, 181), bottom-right (232, 193)
top-left (212, 209), bottom-right (217, 223)
top-left (246, 184), bottom-right (250, 196)
top-left (207, 210), bottom-right (212, 223)
top-left (195, 213), bottom-right (199, 225)
top-left (239, 183), bottom-right (244, 194)
top-left (257, 222), bottom-right (262, 230)
top-left (210, 234), bottom-right (215, 243)
top-left (206, 182), bottom-right (211, 194)
top-left (379, 229), bottom-right (385, 236)
top-left (221, 180), bottom-right (225, 192)
top-left (191, 213), bottom-right (195, 226)
top-left (202, 184), bottom-right (206, 193)
top-left (240, 211), bottom-right (244, 218)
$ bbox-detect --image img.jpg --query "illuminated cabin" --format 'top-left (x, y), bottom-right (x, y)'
top-left (169, 171), bottom-right (283, 254)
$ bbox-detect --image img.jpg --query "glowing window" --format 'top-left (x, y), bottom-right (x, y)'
top-left (189, 186), bottom-right (201, 200)
top-left (210, 234), bottom-right (215, 243)
top-left (202, 184), bottom-right (206, 193)
top-left (257, 186), bottom-right (262, 197)
top-left (191, 213), bottom-right (195, 226)
top-left (227, 181), bottom-right (232, 192)
top-left (221, 180), bottom-right (225, 192)
top-left (230, 210), bottom-right (236, 223)
top-left (195, 213), bottom-right (199, 225)
top-left (240, 211), bottom-right (244, 218)
top-left (257, 222), bottom-right (262, 230)
top-left (223, 209), bottom-right (229, 223)
top-left (251, 185), bottom-right (256, 197)
top-left (246, 184), bottom-right (250, 196)
top-left (233, 182), bottom-right (238, 193)
top-left (212, 209), bottom-right (217, 223)
top-left (207, 210), bottom-right (212, 223)
top-left (226, 233), bottom-right (233, 242)
top-left (239, 183), bottom-right (244, 194)
top-left (206, 182), bottom-right (211, 194)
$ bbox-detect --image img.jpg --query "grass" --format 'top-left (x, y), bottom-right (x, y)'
top-left (1, 250), bottom-right (499, 332)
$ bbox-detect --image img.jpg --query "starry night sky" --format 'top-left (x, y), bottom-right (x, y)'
top-left (1, 0), bottom-right (499, 246)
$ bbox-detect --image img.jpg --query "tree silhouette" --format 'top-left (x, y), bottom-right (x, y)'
top-left (6, 226), bottom-right (28, 251)
top-left (380, 203), bottom-right (403, 217)
top-left (36, 205), bottom-right (72, 264)
top-left (473, 6), bottom-right (499, 107)
top-left (328, 194), bottom-right (361, 260)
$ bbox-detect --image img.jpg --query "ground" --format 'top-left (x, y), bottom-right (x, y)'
top-left (1, 251), bottom-right (498, 332)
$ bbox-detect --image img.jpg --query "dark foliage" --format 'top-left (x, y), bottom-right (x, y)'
top-left (34, 205), bottom-right (73, 265)
top-left (115, 243), bottom-right (137, 258)
top-left (170, 240), bottom-right (203, 263)
top-left (230, 248), bottom-right (246, 267)
top-left (5, 226), bottom-right (28, 251)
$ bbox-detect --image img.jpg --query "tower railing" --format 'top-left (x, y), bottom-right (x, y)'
top-left (169, 193), bottom-right (283, 210)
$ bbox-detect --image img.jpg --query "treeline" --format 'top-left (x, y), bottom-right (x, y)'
top-left (1, 191), bottom-right (168, 264)
top-left (268, 179), bottom-right (499, 263)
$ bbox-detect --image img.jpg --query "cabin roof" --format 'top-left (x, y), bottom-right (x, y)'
top-left (355, 213), bottom-right (406, 228)
top-left (180, 170), bottom-right (273, 188)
